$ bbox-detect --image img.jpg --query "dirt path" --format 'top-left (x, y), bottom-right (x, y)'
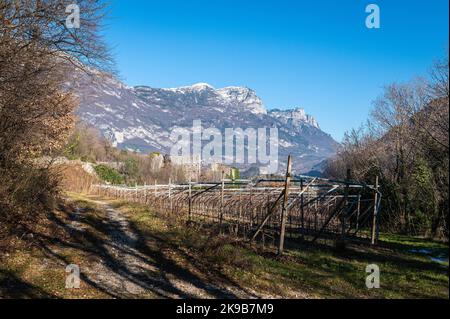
top-left (70, 198), bottom-right (272, 299)
top-left (79, 201), bottom-right (155, 298)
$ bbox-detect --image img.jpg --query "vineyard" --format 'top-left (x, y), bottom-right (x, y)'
top-left (92, 157), bottom-right (382, 254)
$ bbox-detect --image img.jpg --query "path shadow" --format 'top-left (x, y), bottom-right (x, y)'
top-left (32, 201), bottom-right (256, 299)
top-left (0, 269), bottom-right (57, 299)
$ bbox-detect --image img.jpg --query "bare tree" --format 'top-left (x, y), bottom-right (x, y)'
top-left (324, 52), bottom-right (449, 237)
top-left (0, 0), bottom-right (113, 237)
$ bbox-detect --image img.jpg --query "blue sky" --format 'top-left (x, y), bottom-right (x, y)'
top-left (103, 0), bottom-right (449, 141)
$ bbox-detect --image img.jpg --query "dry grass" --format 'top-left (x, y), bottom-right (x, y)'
top-left (54, 163), bottom-right (98, 194)
top-left (1, 192), bottom-right (448, 299)
top-left (0, 197), bottom-right (110, 299)
top-left (108, 196), bottom-right (449, 299)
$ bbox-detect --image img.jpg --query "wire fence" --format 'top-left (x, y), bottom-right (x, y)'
top-left (90, 161), bottom-right (381, 254)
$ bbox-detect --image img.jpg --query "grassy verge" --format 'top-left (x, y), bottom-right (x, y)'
top-left (1, 193), bottom-right (448, 299)
top-left (0, 196), bottom-right (112, 299)
top-left (108, 197), bottom-right (449, 299)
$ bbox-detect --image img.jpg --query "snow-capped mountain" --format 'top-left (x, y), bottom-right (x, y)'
top-left (72, 72), bottom-right (338, 173)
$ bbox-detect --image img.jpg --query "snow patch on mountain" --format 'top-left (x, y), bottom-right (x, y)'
top-left (72, 72), bottom-right (338, 172)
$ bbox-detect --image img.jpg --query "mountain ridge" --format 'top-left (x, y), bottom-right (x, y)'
top-left (72, 73), bottom-right (338, 173)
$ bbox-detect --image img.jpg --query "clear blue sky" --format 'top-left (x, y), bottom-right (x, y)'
top-left (103, 0), bottom-right (449, 141)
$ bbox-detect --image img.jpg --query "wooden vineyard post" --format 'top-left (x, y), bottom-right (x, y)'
top-left (238, 188), bottom-right (242, 236)
top-left (169, 178), bottom-right (172, 213)
top-left (154, 180), bottom-right (157, 197)
top-left (144, 183), bottom-right (147, 204)
top-left (135, 183), bottom-right (138, 203)
top-left (219, 170), bottom-right (225, 230)
top-left (278, 155), bottom-right (292, 256)
top-left (371, 176), bottom-right (379, 245)
top-left (300, 178), bottom-right (305, 240)
top-left (356, 194), bottom-right (361, 232)
top-left (248, 185), bottom-right (253, 240)
top-left (188, 179), bottom-right (192, 224)
top-left (338, 168), bottom-right (351, 250)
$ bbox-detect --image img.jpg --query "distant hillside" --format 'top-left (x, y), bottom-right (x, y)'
top-left (70, 71), bottom-right (338, 173)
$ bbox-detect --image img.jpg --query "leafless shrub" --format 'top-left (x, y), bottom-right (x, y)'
top-left (0, 1), bottom-right (112, 240)
top-left (324, 52), bottom-right (449, 238)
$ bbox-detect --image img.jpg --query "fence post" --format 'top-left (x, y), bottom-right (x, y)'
top-left (356, 194), bottom-right (361, 232)
top-left (219, 170), bottom-right (225, 231)
top-left (188, 179), bottom-right (192, 223)
top-left (371, 176), bottom-right (379, 245)
top-left (300, 178), bottom-right (305, 240)
top-left (338, 168), bottom-right (351, 250)
top-left (278, 155), bottom-right (292, 256)
top-left (169, 178), bottom-right (172, 212)
top-left (249, 183), bottom-right (253, 230)
top-left (135, 182), bottom-right (138, 202)
top-left (344, 169), bottom-right (351, 233)
top-left (144, 183), bottom-right (147, 203)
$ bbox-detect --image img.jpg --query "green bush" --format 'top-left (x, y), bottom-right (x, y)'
top-left (121, 158), bottom-right (140, 184)
top-left (94, 165), bottom-right (124, 185)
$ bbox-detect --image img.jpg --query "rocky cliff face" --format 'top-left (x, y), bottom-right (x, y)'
top-left (72, 72), bottom-right (338, 173)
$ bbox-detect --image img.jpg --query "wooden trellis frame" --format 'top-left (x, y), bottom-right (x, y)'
top-left (91, 157), bottom-right (382, 254)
